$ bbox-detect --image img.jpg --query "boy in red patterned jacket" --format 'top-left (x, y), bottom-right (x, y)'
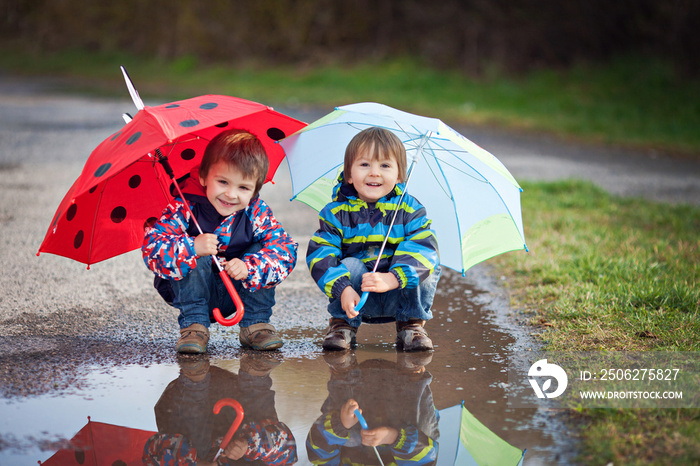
top-left (143, 129), bottom-right (297, 353)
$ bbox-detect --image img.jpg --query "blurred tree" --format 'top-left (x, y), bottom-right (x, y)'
top-left (1, 0), bottom-right (698, 76)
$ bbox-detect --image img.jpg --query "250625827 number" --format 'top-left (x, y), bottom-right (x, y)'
top-left (600, 368), bottom-right (680, 381)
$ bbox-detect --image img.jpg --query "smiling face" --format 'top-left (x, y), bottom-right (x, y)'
top-left (199, 160), bottom-right (256, 216)
top-left (347, 144), bottom-right (401, 203)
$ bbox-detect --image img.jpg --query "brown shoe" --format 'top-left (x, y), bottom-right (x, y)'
top-left (177, 324), bottom-right (209, 354)
top-left (239, 323), bottom-right (283, 351)
top-left (396, 319), bottom-right (433, 352)
top-left (322, 318), bottom-right (357, 351)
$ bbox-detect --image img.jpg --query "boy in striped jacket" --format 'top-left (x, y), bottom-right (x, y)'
top-left (143, 130), bottom-right (297, 354)
top-left (307, 127), bottom-right (440, 352)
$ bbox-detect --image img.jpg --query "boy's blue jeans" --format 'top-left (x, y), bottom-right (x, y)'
top-left (171, 243), bottom-right (275, 329)
top-left (328, 257), bottom-right (441, 328)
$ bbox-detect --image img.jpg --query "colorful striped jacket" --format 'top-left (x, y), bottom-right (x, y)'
top-left (305, 411), bottom-right (437, 466)
top-left (142, 173), bottom-right (297, 292)
top-left (306, 178), bottom-right (439, 299)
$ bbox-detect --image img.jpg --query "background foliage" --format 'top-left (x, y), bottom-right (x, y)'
top-left (3, 0), bottom-right (700, 77)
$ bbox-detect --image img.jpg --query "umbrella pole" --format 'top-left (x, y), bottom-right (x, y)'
top-left (156, 152), bottom-right (244, 326)
top-left (355, 132), bottom-right (430, 312)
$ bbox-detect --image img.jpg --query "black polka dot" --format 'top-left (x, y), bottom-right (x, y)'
top-left (166, 104), bottom-right (180, 109)
top-left (200, 102), bottom-right (218, 110)
top-left (74, 449), bottom-right (86, 463)
top-left (110, 131), bottom-right (122, 141)
top-left (74, 230), bottom-right (84, 249)
top-left (113, 460), bottom-right (127, 466)
top-left (126, 132), bottom-right (141, 145)
top-left (181, 148), bottom-right (196, 161)
top-left (267, 127), bottom-right (286, 141)
top-left (111, 206), bottom-right (127, 223)
top-left (179, 119), bottom-right (199, 128)
top-left (128, 175), bottom-right (141, 188)
top-left (66, 204), bottom-right (77, 221)
top-left (215, 122), bottom-right (229, 128)
top-left (94, 163), bottom-right (111, 177)
top-left (89, 185), bottom-right (98, 194)
top-left (143, 217), bottom-right (158, 230)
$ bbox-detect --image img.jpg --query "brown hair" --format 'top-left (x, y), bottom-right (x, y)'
top-left (199, 129), bottom-right (268, 195)
top-left (344, 127), bottom-right (407, 183)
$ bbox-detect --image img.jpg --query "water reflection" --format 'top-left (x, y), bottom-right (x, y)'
top-left (306, 351), bottom-right (438, 465)
top-left (147, 353), bottom-right (298, 465)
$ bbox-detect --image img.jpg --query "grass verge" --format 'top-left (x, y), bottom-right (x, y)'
top-left (2, 48), bottom-right (700, 156)
top-left (490, 180), bottom-right (700, 465)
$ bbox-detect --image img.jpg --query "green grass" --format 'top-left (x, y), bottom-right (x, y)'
top-left (2, 48), bottom-right (700, 155)
top-left (490, 180), bottom-right (700, 464)
top-left (492, 180), bottom-right (699, 352)
top-left (3, 47), bottom-right (699, 463)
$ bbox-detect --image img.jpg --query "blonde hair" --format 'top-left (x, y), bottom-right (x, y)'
top-left (344, 127), bottom-right (407, 183)
top-left (200, 129), bottom-right (268, 195)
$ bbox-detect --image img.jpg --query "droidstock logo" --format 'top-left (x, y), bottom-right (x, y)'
top-left (528, 359), bottom-right (568, 399)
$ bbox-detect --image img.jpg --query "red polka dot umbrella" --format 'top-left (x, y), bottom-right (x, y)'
top-left (38, 94), bottom-right (305, 267)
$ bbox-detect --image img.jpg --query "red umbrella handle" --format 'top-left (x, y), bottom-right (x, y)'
top-left (214, 398), bottom-right (245, 453)
top-left (213, 269), bottom-right (244, 326)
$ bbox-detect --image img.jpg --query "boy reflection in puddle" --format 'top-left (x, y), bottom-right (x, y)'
top-left (143, 353), bottom-right (297, 465)
top-left (306, 352), bottom-right (439, 465)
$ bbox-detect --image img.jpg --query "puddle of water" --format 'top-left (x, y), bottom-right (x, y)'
top-left (1, 270), bottom-right (575, 465)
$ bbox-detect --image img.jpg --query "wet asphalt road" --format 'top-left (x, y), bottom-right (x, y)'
top-left (1, 75), bottom-right (698, 465)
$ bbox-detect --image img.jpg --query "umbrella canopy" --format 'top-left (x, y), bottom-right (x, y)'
top-left (38, 94), bottom-right (306, 267)
top-left (279, 102), bottom-right (526, 275)
top-left (40, 417), bottom-right (156, 466)
top-left (436, 403), bottom-right (525, 466)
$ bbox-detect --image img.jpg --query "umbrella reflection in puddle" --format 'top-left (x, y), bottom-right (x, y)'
top-left (39, 353), bottom-right (298, 465)
top-left (39, 417), bottom-right (155, 465)
top-left (306, 351), bottom-right (526, 465)
top-left (436, 402), bottom-right (526, 466)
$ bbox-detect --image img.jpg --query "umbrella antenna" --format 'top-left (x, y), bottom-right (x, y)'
top-left (355, 132), bottom-right (431, 312)
top-left (120, 65), bottom-right (145, 111)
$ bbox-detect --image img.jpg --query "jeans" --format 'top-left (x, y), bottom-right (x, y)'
top-left (328, 257), bottom-right (440, 328)
top-left (171, 243), bottom-right (275, 329)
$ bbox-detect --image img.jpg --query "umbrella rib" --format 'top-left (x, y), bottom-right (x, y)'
top-left (429, 141), bottom-right (527, 248)
top-left (85, 182), bottom-right (107, 268)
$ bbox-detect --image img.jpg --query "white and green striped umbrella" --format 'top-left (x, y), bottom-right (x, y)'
top-left (280, 102), bottom-right (527, 275)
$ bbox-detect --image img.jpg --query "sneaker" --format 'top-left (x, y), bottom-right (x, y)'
top-left (240, 353), bottom-right (282, 377)
top-left (396, 319), bottom-right (433, 352)
top-left (239, 323), bottom-right (283, 351)
top-left (177, 323), bottom-right (210, 354)
top-left (322, 318), bottom-right (357, 351)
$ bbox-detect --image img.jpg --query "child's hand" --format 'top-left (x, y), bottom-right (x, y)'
top-left (361, 272), bottom-right (399, 293)
top-left (194, 233), bottom-right (219, 257)
top-left (361, 426), bottom-right (399, 447)
top-left (341, 286), bottom-right (360, 319)
top-left (340, 398), bottom-right (360, 429)
top-left (224, 258), bottom-right (249, 281)
top-left (223, 437), bottom-right (248, 460)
